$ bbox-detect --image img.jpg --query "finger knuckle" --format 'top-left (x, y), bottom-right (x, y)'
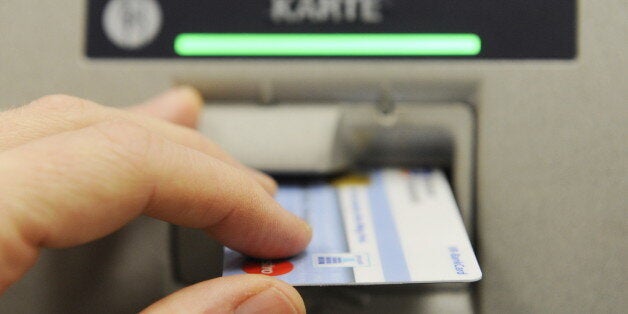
top-left (28, 94), bottom-right (100, 115)
top-left (89, 119), bottom-right (163, 171)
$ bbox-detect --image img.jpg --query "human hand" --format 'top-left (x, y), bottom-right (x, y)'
top-left (0, 87), bottom-right (311, 313)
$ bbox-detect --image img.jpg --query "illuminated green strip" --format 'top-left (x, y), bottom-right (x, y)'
top-left (174, 33), bottom-right (481, 56)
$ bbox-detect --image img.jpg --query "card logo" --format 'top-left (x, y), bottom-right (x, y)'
top-left (243, 260), bottom-right (294, 276)
top-left (448, 246), bottom-right (468, 275)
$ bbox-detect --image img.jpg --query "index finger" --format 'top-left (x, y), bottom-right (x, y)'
top-left (0, 120), bottom-right (311, 293)
top-left (0, 93), bottom-right (278, 194)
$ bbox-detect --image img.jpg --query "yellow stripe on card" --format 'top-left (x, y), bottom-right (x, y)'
top-left (332, 174), bottom-right (370, 186)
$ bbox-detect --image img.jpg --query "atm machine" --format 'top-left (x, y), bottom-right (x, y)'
top-left (0, 0), bottom-right (626, 313)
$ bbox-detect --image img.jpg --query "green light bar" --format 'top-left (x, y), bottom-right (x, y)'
top-left (174, 33), bottom-right (481, 57)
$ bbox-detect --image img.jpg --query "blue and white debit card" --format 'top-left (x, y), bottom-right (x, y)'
top-left (222, 168), bottom-right (482, 285)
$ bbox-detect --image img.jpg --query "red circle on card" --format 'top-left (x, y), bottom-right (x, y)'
top-left (242, 260), bottom-right (294, 276)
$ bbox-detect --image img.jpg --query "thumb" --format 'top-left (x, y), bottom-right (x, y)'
top-left (141, 275), bottom-right (306, 314)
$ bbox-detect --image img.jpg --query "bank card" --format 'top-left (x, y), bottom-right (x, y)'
top-left (222, 168), bottom-right (481, 285)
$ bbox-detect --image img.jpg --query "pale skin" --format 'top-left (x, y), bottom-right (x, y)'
top-left (0, 87), bottom-right (312, 313)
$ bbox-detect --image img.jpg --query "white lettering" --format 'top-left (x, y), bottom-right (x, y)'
top-left (361, 0), bottom-right (382, 23)
top-left (270, 0), bottom-right (383, 24)
top-left (271, 0), bottom-right (294, 22)
top-left (260, 261), bottom-right (274, 274)
top-left (321, 0), bottom-right (343, 23)
top-left (344, 0), bottom-right (358, 22)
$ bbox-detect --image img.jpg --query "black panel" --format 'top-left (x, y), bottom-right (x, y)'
top-left (87, 0), bottom-right (576, 59)
top-left (171, 226), bottom-right (223, 284)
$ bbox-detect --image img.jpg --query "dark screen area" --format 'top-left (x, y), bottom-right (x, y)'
top-left (86, 0), bottom-right (576, 59)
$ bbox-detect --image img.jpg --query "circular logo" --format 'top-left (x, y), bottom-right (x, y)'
top-left (242, 260), bottom-right (294, 276)
top-left (102, 0), bottom-right (162, 50)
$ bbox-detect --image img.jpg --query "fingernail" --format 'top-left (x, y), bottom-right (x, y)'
top-left (235, 287), bottom-right (299, 314)
top-left (250, 170), bottom-right (278, 195)
top-left (302, 222), bottom-right (313, 245)
top-left (177, 85), bottom-right (204, 104)
top-left (146, 86), bottom-right (203, 127)
top-left (304, 222), bottom-right (313, 236)
top-left (159, 86), bottom-right (204, 108)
